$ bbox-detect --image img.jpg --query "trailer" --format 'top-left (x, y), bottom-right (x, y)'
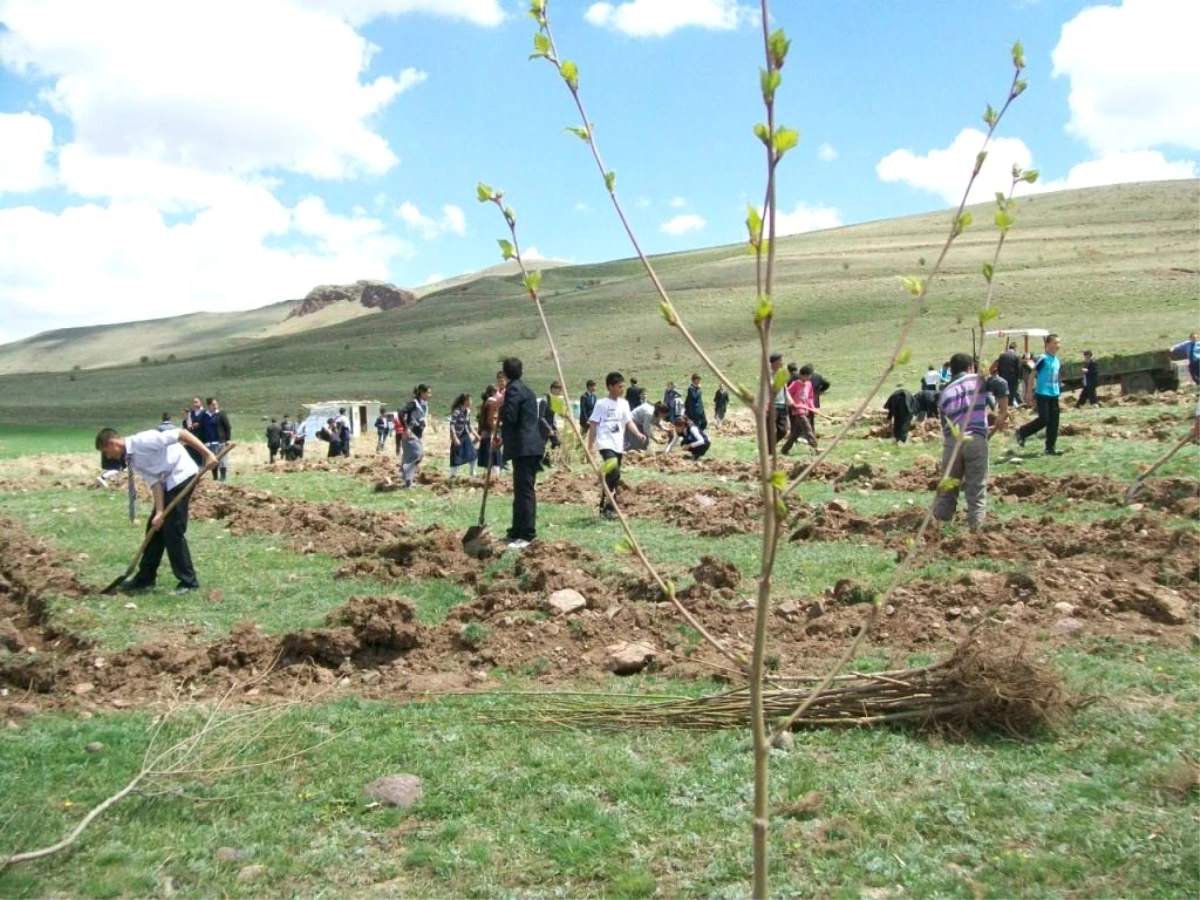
top-left (1060, 350), bottom-right (1188, 395)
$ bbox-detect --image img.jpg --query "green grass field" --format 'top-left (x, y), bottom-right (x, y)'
top-left (1, 391), bottom-right (1197, 897)
top-left (0, 179), bottom-right (1196, 427)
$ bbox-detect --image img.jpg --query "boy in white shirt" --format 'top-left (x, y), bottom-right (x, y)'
top-left (95, 426), bottom-right (218, 594)
top-left (587, 371), bottom-right (646, 519)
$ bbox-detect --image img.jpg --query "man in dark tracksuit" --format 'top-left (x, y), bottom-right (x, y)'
top-left (684, 374), bottom-right (707, 432)
top-left (1076, 350), bottom-right (1100, 407)
top-left (883, 387), bottom-right (916, 443)
top-left (578, 381), bottom-right (597, 436)
top-left (500, 357), bottom-right (545, 549)
top-left (266, 418), bottom-right (282, 463)
top-left (995, 344), bottom-right (1022, 408)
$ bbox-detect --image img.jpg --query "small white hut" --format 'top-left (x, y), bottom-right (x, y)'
top-left (300, 399), bottom-right (387, 438)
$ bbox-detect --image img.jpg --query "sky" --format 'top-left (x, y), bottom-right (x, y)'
top-left (0, 0), bottom-right (1196, 344)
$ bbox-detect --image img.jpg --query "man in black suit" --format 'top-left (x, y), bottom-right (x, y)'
top-left (500, 357), bottom-right (546, 550)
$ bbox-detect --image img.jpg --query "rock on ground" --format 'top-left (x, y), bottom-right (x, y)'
top-left (604, 640), bottom-right (658, 675)
top-left (363, 774), bottom-right (423, 808)
top-left (546, 589), bottom-right (587, 616)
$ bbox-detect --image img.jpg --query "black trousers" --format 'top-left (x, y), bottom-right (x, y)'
top-left (268, 443), bottom-right (280, 463)
top-left (892, 413), bottom-right (911, 443)
top-left (1005, 376), bottom-right (1021, 405)
top-left (1076, 385), bottom-right (1098, 407)
top-left (134, 477), bottom-right (198, 589)
top-left (1019, 394), bottom-right (1060, 451)
top-left (599, 448), bottom-right (622, 511)
top-left (508, 455), bottom-right (539, 541)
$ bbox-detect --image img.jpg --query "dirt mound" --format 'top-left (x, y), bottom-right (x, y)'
top-left (994, 472), bottom-right (1198, 516)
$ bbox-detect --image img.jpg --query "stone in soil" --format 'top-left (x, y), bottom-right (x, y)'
top-left (364, 774), bottom-right (423, 808)
top-left (546, 589), bottom-right (587, 616)
top-left (604, 640), bottom-right (658, 675)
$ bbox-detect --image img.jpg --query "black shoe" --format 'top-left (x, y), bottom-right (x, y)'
top-left (600, 507), bottom-right (617, 520)
top-left (117, 580), bottom-right (153, 594)
top-left (1045, 448), bottom-right (1065, 456)
top-left (1016, 432), bottom-right (1027, 449)
top-left (172, 584), bottom-right (200, 596)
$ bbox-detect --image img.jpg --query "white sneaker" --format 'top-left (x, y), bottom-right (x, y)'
top-left (506, 539), bottom-right (530, 550)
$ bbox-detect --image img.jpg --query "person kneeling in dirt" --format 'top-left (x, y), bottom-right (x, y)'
top-left (933, 353), bottom-right (1005, 531)
top-left (96, 425), bottom-right (218, 595)
top-left (668, 416), bottom-right (711, 459)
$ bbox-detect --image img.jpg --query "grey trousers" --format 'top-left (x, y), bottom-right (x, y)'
top-left (933, 434), bottom-right (989, 529)
top-left (401, 437), bottom-right (423, 486)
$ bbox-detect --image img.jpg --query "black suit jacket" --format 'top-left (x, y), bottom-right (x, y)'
top-left (501, 379), bottom-right (546, 459)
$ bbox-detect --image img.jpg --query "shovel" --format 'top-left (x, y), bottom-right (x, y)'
top-left (1125, 427), bottom-right (1195, 504)
top-left (101, 443), bottom-right (235, 594)
top-left (462, 459), bottom-right (495, 557)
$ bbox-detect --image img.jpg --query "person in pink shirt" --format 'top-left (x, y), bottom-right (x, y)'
top-left (781, 366), bottom-right (818, 454)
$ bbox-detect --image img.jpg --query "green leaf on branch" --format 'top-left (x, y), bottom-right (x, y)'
top-left (604, 170), bottom-right (616, 193)
top-left (476, 182), bottom-right (494, 203)
top-left (760, 67), bottom-right (781, 102)
top-left (559, 60), bottom-right (579, 90)
top-left (775, 498), bottom-right (788, 519)
top-left (772, 127), bottom-right (800, 155)
top-left (995, 192), bottom-right (1007, 207)
top-left (769, 470), bottom-right (786, 491)
top-left (994, 209), bottom-right (1014, 233)
top-left (550, 394), bottom-right (567, 416)
top-left (524, 270), bottom-right (542, 294)
top-left (528, 0), bottom-right (546, 16)
top-left (768, 28), bottom-right (791, 68)
top-left (1011, 40), bottom-right (1025, 70)
top-left (753, 123), bottom-right (770, 146)
top-left (1020, 168), bottom-right (1040, 184)
top-left (980, 305), bottom-right (1000, 326)
top-left (975, 150), bottom-right (988, 174)
top-left (532, 32), bottom-right (550, 57)
top-left (771, 367), bottom-right (788, 394)
top-left (950, 423), bottom-right (963, 440)
top-left (754, 293), bottom-right (774, 324)
top-left (564, 125), bottom-right (591, 142)
top-left (660, 301), bottom-right (677, 327)
top-left (982, 262), bottom-right (994, 283)
top-left (898, 348), bottom-right (913, 366)
top-left (746, 204), bottom-right (763, 246)
top-left (613, 538), bottom-right (631, 555)
top-left (601, 457), bottom-right (619, 476)
top-left (1012, 78), bottom-right (1028, 98)
top-left (497, 238), bottom-right (515, 261)
top-left (665, 580), bottom-right (676, 600)
top-left (900, 275), bottom-right (924, 296)
top-left (938, 477), bottom-right (962, 493)
top-left (955, 212), bottom-right (973, 235)
top-left (983, 104), bottom-right (998, 128)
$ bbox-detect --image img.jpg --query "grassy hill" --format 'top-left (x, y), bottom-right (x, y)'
top-left (0, 180), bottom-right (1195, 430)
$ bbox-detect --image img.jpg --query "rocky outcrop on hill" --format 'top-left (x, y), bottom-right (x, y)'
top-left (288, 280), bottom-right (416, 319)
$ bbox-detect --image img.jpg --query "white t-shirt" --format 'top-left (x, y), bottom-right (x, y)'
top-left (923, 370), bottom-right (940, 389)
top-left (125, 428), bottom-right (199, 491)
top-left (630, 402), bottom-right (656, 439)
top-left (589, 396), bottom-right (633, 454)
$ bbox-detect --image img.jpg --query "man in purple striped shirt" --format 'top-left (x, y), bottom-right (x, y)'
top-left (934, 353), bottom-right (1006, 530)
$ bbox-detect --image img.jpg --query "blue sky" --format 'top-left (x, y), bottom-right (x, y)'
top-left (0, 0), bottom-right (1195, 343)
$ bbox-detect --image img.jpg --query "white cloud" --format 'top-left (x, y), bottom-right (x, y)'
top-left (0, 0), bottom-right (428, 182)
top-left (297, 0), bottom-right (505, 27)
top-left (0, 0), bottom-right (510, 340)
top-left (584, 0), bottom-right (755, 37)
top-left (660, 213), bottom-right (705, 235)
top-left (668, 195), bottom-right (687, 208)
top-left (1035, 149), bottom-right (1196, 192)
top-left (1052, 0), bottom-right (1200, 153)
top-left (396, 201), bottom-right (466, 239)
top-left (422, 272), bottom-right (445, 285)
top-left (817, 143), bottom-right (838, 162)
top-left (573, 201), bottom-right (590, 212)
top-left (0, 197), bottom-right (412, 337)
top-left (635, 196), bottom-right (651, 208)
top-left (523, 246), bottom-right (545, 260)
top-left (0, 112), bottom-right (55, 193)
top-left (774, 202), bottom-right (842, 235)
top-left (876, 128), bottom-right (1035, 205)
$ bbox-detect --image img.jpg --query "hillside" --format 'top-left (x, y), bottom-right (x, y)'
top-left (0, 180), bottom-right (1195, 428)
top-left (0, 260), bottom-right (576, 376)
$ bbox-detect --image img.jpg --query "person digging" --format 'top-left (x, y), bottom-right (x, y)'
top-left (96, 425), bottom-right (218, 595)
